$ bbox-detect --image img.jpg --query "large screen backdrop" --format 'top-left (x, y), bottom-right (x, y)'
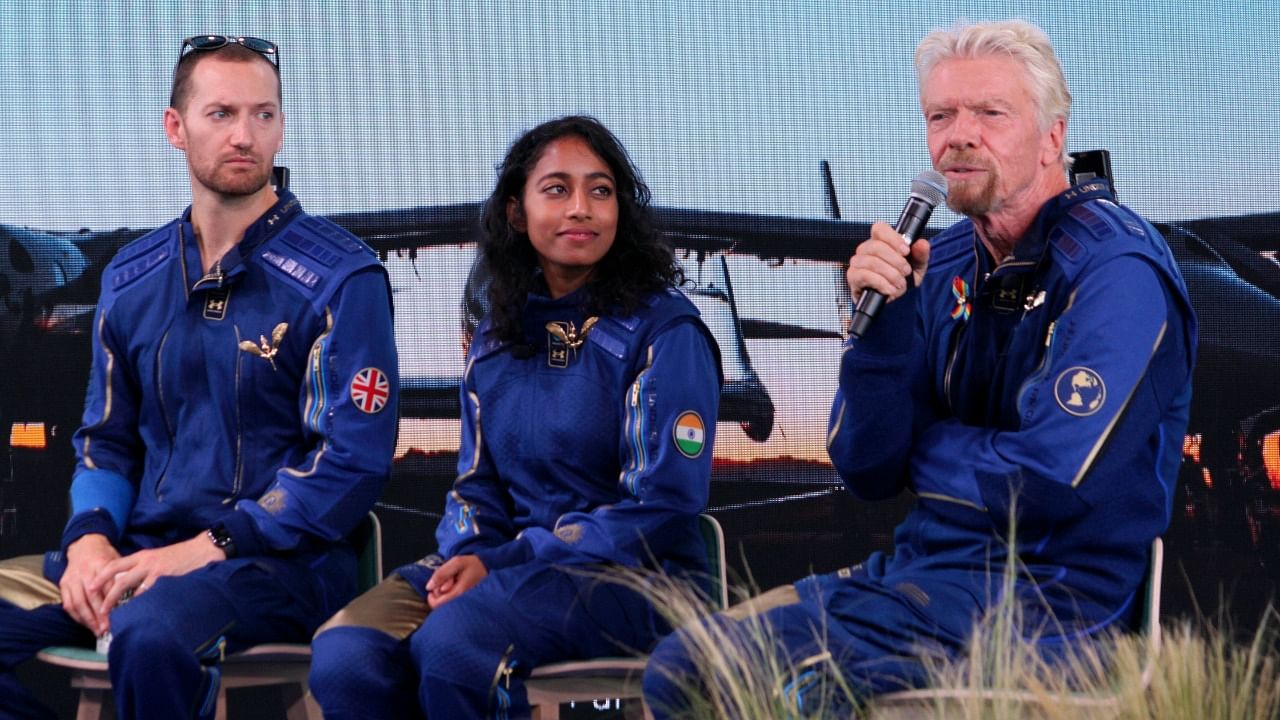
top-left (2, 3), bottom-right (1278, 630)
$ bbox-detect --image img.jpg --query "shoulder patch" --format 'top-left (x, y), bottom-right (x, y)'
top-left (257, 488), bottom-right (287, 515)
top-left (1054, 366), bottom-right (1106, 416)
top-left (554, 523), bottom-right (584, 544)
top-left (349, 367), bottom-right (391, 414)
top-left (673, 411), bottom-right (707, 458)
top-left (451, 501), bottom-right (476, 535)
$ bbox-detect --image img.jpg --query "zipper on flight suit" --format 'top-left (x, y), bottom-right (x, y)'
top-left (943, 245), bottom-right (985, 411)
top-left (153, 226), bottom-right (195, 500)
top-left (191, 228), bottom-right (243, 499)
top-left (944, 250), bottom-right (1039, 411)
top-left (230, 327), bottom-right (245, 500)
top-left (620, 346), bottom-right (655, 498)
top-left (153, 328), bottom-right (177, 501)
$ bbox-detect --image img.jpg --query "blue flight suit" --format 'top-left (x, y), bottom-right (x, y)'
top-left (645, 180), bottom-right (1196, 715)
top-left (310, 283), bottom-right (721, 719)
top-left (0, 190), bottom-right (399, 720)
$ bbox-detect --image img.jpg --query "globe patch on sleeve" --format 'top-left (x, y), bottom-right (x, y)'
top-left (673, 411), bottom-right (706, 458)
top-left (1054, 367), bottom-right (1106, 416)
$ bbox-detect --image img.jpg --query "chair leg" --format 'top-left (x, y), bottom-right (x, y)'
top-left (303, 692), bottom-right (323, 720)
top-left (76, 688), bottom-right (107, 720)
top-left (287, 685), bottom-right (322, 720)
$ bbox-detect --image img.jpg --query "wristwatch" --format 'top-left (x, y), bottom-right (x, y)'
top-left (206, 524), bottom-right (237, 559)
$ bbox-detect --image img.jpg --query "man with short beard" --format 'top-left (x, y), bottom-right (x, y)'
top-left (0, 36), bottom-right (397, 720)
top-left (645, 19), bottom-right (1196, 716)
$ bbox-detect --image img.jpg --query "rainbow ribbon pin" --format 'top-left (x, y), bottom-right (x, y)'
top-left (950, 276), bottom-right (971, 321)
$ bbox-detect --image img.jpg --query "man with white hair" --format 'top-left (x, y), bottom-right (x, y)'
top-left (644, 19), bottom-right (1195, 715)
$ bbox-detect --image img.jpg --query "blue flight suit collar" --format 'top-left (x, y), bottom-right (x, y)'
top-left (997, 179), bottom-right (1117, 270)
top-left (521, 282), bottom-right (592, 347)
top-left (179, 189), bottom-right (305, 293)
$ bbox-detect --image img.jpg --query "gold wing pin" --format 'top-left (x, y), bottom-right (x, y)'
top-left (1024, 290), bottom-right (1047, 311)
top-left (545, 316), bottom-right (599, 354)
top-left (238, 322), bottom-right (289, 370)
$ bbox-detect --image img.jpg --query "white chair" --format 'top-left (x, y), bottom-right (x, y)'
top-left (37, 513), bottom-right (383, 720)
top-left (527, 513), bottom-right (729, 720)
top-left (871, 537), bottom-right (1164, 720)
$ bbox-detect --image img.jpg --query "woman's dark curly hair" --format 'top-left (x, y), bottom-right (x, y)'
top-left (477, 115), bottom-right (683, 344)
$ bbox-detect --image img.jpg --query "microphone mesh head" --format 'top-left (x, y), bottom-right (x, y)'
top-left (911, 170), bottom-right (948, 207)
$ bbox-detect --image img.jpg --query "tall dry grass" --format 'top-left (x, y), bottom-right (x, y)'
top-left (615, 566), bottom-right (861, 719)
top-left (615, 548), bottom-right (1280, 719)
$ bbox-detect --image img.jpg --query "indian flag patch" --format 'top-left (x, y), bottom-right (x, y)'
top-left (673, 411), bottom-right (706, 458)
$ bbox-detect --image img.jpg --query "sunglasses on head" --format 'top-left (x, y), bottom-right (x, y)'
top-left (179, 35), bottom-right (279, 67)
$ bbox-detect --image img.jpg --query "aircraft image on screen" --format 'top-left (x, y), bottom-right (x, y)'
top-left (3, 157), bottom-right (1280, 463)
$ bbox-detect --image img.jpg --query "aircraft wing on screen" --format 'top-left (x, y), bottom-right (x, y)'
top-left (327, 201), bottom-right (866, 266)
top-left (4, 203), bottom-right (1280, 447)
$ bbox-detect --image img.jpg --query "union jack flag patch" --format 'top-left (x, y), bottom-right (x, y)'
top-left (350, 367), bottom-right (390, 414)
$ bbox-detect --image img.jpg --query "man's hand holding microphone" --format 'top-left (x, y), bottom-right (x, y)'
top-left (846, 171), bottom-right (947, 338)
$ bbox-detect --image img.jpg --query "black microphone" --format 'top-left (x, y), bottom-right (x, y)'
top-left (848, 170), bottom-right (948, 339)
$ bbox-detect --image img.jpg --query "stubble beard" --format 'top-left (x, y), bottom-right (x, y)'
top-left (192, 158), bottom-right (273, 198)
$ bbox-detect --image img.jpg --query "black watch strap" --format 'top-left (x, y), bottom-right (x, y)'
top-left (206, 524), bottom-right (237, 559)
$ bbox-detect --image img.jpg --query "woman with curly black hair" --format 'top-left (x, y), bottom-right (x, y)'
top-left (311, 115), bottom-right (721, 719)
top-left (476, 114), bottom-right (684, 342)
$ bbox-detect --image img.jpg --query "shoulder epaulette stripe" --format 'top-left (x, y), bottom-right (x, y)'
top-left (111, 246), bottom-right (170, 290)
top-left (112, 227), bottom-right (171, 265)
top-left (589, 326), bottom-right (626, 359)
top-left (1068, 204), bottom-right (1115, 239)
top-left (299, 216), bottom-right (365, 254)
top-left (1117, 211), bottom-right (1147, 239)
top-left (282, 230), bottom-right (342, 268)
top-left (262, 249), bottom-right (320, 289)
top-left (1050, 227), bottom-right (1085, 261)
top-left (613, 314), bottom-right (642, 332)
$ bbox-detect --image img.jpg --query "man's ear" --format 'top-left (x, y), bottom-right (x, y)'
top-left (506, 197), bottom-right (526, 232)
top-left (1041, 117), bottom-right (1066, 167)
top-left (163, 107), bottom-right (186, 151)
